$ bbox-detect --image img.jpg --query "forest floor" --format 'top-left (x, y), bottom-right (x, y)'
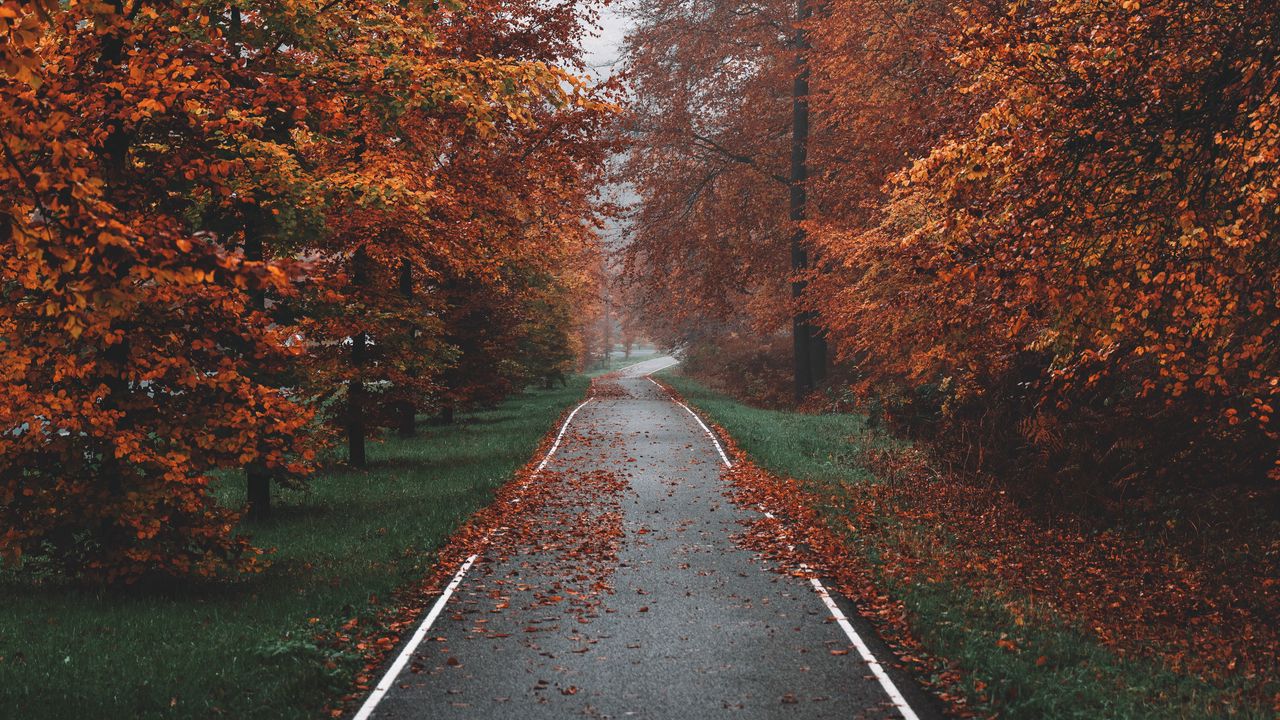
top-left (657, 370), bottom-right (1279, 719)
top-left (0, 376), bottom-right (591, 720)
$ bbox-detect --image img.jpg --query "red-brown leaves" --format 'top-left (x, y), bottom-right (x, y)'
top-left (328, 400), bottom-right (627, 715)
top-left (617, 0), bottom-right (797, 348)
top-left (713, 404), bottom-right (1279, 713)
top-left (810, 0), bottom-right (1280, 490)
top-left (0, 0), bottom-right (613, 583)
top-left (622, 0), bottom-right (1280, 495)
top-left (587, 374), bottom-right (632, 399)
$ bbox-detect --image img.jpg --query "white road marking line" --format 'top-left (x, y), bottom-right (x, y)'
top-left (645, 375), bottom-right (733, 468)
top-left (535, 398), bottom-right (593, 473)
top-left (807, 572), bottom-right (921, 720)
top-left (354, 396), bottom-right (592, 718)
top-left (648, 370), bottom-right (922, 720)
top-left (674, 400), bottom-right (733, 467)
top-left (352, 552), bottom-right (478, 720)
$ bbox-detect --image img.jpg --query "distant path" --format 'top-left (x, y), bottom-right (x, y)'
top-left (356, 357), bottom-right (938, 719)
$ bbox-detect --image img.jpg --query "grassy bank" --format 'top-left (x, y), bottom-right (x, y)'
top-left (0, 376), bottom-right (588, 720)
top-left (657, 370), bottom-right (1263, 720)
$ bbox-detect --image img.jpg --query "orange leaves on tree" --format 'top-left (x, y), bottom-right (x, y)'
top-left (810, 0), bottom-right (1280, 491)
top-left (0, 0), bottom-right (613, 583)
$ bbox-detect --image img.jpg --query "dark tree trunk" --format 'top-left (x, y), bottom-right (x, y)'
top-left (348, 247), bottom-right (370, 467)
top-left (398, 256), bottom-right (413, 297)
top-left (243, 231), bottom-right (273, 517)
top-left (348, 332), bottom-right (367, 467)
top-left (92, 1), bottom-right (137, 517)
top-left (397, 402), bottom-right (415, 437)
top-left (602, 287), bottom-right (612, 368)
top-left (246, 468), bottom-right (270, 521)
top-left (441, 405), bottom-right (454, 425)
top-left (99, 334), bottom-right (130, 499)
top-left (396, 258), bottom-right (416, 437)
top-left (790, 0), bottom-right (825, 404)
top-left (97, 0), bottom-right (130, 191)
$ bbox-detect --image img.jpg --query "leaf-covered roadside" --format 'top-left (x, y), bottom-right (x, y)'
top-left (656, 373), bottom-right (1278, 718)
top-left (327, 375), bottom-right (630, 717)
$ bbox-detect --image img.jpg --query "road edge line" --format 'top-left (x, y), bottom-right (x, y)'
top-left (535, 398), bottom-right (593, 473)
top-left (646, 369), bottom-right (923, 720)
top-left (352, 395), bottom-right (593, 719)
top-left (808, 574), bottom-right (922, 720)
top-left (644, 375), bottom-right (732, 468)
top-left (352, 553), bottom-right (478, 720)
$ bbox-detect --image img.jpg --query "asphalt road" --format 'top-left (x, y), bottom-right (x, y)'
top-left (363, 357), bottom-right (939, 719)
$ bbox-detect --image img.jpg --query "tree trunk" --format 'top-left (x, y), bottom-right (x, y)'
top-left (348, 247), bottom-right (370, 467)
top-left (348, 334), bottom-right (367, 467)
top-left (246, 468), bottom-right (270, 521)
top-left (396, 258), bottom-right (416, 437)
top-left (441, 404), bottom-right (454, 425)
top-left (243, 231), bottom-right (274, 517)
top-left (789, 0), bottom-right (825, 404)
top-left (602, 286), bottom-right (612, 369)
top-left (97, 0), bottom-right (130, 191)
top-left (397, 402), bottom-right (415, 437)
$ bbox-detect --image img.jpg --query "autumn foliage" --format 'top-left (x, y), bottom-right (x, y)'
top-left (619, 0), bottom-right (796, 346)
top-left (622, 0), bottom-right (1280, 497)
top-left (1, 0), bottom-right (612, 583)
top-left (813, 0), bottom-right (1280, 496)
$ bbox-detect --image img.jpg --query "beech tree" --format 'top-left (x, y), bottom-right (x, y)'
top-left (814, 0), bottom-right (1280, 489)
top-left (0, 0), bottom-right (613, 581)
top-left (622, 0), bottom-right (1279, 492)
top-left (0, 0), bottom-right (321, 580)
top-left (621, 0), bottom-right (850, 400)
top-left (619, 0), bottom-right (804, 387)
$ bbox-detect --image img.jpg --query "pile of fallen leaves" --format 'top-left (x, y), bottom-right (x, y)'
top-left (587, 373), bottom-right (632, 399)
top-left (849, 443), bottom-right (1279, 701)
top-left (322, 400), bottom-right (627, 717)
top-left (719, 449), bottom-right (973, 714)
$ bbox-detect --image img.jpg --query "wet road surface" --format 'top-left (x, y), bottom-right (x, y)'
top-left (363, 357), bottom-right (937, 720)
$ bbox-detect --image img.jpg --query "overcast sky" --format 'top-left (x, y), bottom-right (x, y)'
top-left (581, 2), bottom-right (634, 82)
top-left (580, 2), bottom-right (640, 242)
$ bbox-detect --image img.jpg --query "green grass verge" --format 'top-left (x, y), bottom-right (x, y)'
top-left (657, 370), bottom-right (1262, 720)
top-left (0, 376), bottom-right (589, 720)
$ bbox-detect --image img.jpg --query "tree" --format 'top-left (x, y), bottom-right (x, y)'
top-left (282, 0), bottom-right (612, 459)
top-left (619, 0), bottom-right (796, 382)
top-left (812, 0), bottom-right (1280, 491)
top-left (0, 0), bottom-right (614, 581)
top-left (0, 0), bottom-right (320, 580)
top-left (620, 0), bottom-right (832, 401)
